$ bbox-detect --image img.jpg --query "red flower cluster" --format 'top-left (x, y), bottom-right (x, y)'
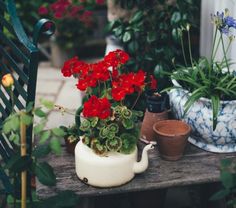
top-left (83, 96), bottom-right (111, 119)
top-left (61, 49), bottom-right (147, 104)
top-left (112, 70), bottom-right (146, 101)
top-left (38, 0), bottom-right (94, 27)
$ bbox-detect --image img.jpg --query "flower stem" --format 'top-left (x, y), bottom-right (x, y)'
top-left (211, 28), bottom-right (218, 63)
top-left (212, 35), bottom-right (221, 61)
top-left (180, 33), bottom-right (188, 67)
top-left (187, 29), bottom-right (193, 67)
top-left (10, 86), bottom-right (14, 112)
top-left (220, 33), bottom-right (230, 72)
top-left (131, 92), bottom-right (141, 109)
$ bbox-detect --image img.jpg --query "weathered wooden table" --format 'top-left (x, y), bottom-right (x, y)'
top-left (36, 142), bottom-right (236, 200)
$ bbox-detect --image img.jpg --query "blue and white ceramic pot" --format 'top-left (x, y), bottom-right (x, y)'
top-left (169, 81), bottom-right (236, 153)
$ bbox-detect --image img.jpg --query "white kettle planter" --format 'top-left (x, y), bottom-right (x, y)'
top-left (75, 140), bottom-right (154, 187)
top-left (169, 80), bottom-right (236, 153)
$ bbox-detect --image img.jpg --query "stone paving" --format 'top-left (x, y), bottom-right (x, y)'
top-left (36, 62), bottom-right (84, 129)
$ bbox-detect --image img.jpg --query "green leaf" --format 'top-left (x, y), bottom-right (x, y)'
top-left (106, 137), bottom-right (122, 152)
top-left (34, 122), bottom-right (45, 134)
top-left (120, 133), bottom-right (137, 154)
top-left (34, 108), bottom-right (46, 118)
top-left (171, 12), bottom-right (181, 25)
top-left (121, 108), bottom-right (132, 119)
top-left (122, 119), bottom-right (134, 129)
top-left (221, 171), bottom-right (234, 189)
top-left (3, 115), bottom-right (20, 133)
top-left (40, 99), bottom-right (54, 110)
top-left (21, 113), bottom-right (32, 126)
top-left (5, 155), bottom-right (32, 173)
top-left (90, 117), bottom-right (99, 127)
top-left (26, 101), bottom-right (34, 113)
top-left (210, 189), bottom-right (230, 201)
top-left (221, 159), bottom-right (233, 169)
top-left (99, 127), bottom-right (109, 138)
top-left (32, 144), bottom-right (51, 158)
top-left (210, 95), bottom-right (220, 130)
top-left (39, 131), bottom-right (51, 144)
top-left (108, 123), bottom-right (119, 133)
top-left (147, 31), bottom-right (156, 43)
top-left (52, 128), bottom-right (66, 137)
top-left (79, 119), bottom-right (90, 131)
top-left (35, 162), bottom-right (56, 186)
top-left (35, 191), bottom-right (79, 208)
top-left (50, 138), bottom-right (62, 155)
top-left (130, 11), bottom-right (143, 24)
top-left (9, 133), bottom-right (20, 144)
top-left (123, 31), bottom-right (132, 42)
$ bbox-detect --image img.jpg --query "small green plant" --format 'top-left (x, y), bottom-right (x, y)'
top-left (168, 9), bottom-right (236, 130)
top-left (211, 159), bottom-right (236, 207)
top-left (1, 74), bottom-right (80, 208)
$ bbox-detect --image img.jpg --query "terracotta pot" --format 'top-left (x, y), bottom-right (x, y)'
top-left (64, 136), bottom-right (79, 155)
top-left (153, 120), bottom-right (191, 161)
top-left (140, 110), bottom-right (168, 144)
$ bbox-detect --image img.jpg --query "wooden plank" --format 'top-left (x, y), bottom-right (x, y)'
top-left (36, 142), bottom-right (236, 199)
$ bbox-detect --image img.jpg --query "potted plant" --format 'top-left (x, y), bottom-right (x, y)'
top-left (38, 0), bottom-right (104, 67)
top-left (61, 49), bottom-right (154, 187)
top-left (168, 9), bottom-right (236, 153)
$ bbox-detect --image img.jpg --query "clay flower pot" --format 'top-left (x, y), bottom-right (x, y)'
top-left (153, 120), bottom-right (191, 161)
top-left (140, 110), bottom-right (168, 144)
top-left (140, 91), bottom-right (169, 143)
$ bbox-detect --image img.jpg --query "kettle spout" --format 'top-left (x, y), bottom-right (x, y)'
top-left (133, 144), bottom-right (154, 174)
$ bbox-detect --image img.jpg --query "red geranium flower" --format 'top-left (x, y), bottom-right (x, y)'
top-left (61, 56), bottom-right (78, 77)
top-left (83, 96), bottom-right (111, 119)
top-left (150, 75), bottom-right (158, 90)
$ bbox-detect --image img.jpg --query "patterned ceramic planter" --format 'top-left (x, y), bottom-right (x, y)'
top-left (169, 83), bottom-right (236, 153)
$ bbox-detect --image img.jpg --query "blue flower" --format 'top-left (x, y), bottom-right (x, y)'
top-left (212, 10), bottom-right (236, 35)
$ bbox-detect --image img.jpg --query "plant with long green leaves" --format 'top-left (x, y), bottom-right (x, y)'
top-left (210, 158), bottom-right (236, 207)
top-left (168, 9), bottom-right (236, 130)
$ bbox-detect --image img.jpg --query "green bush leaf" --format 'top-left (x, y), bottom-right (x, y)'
top-left (21, 113), bottom-right (32, 126)
top-left (221, 171), bottom-right (234, 189)
top-left (35, 162), bottom-right (56, 186)
top-left (34, 108), bottom-right (46, 118)
top-left (34, 122), bottom-right (46, 134)
top-left (147, 31), bottom-right (156, 43)
top-left (39, 131), bottom-right (51, 144)
top-left (50, 138), bottom-right (62, 155)
top-left (3, 115), bottom-right (20, 134)
top-left (40, 99), bottom-right (54, 110)
top-left (123, 31), bottom-right (132, 42)
top-left (210, 189), bottom-right (230, 201)
top-left (171, 12), bottom-right (181, 25)
top-left (33, 144), bottom-right (51, 158)
top-left (35, 191), bottom-right (79, 208)
top-left (130, 11), bottom-right (143, 24)
top-left (26, 101), bottom-right (34, 113)
top-left (5, 155), bottom-right (32, 173)
top-left (52, 128), bottom-right (66, 137)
